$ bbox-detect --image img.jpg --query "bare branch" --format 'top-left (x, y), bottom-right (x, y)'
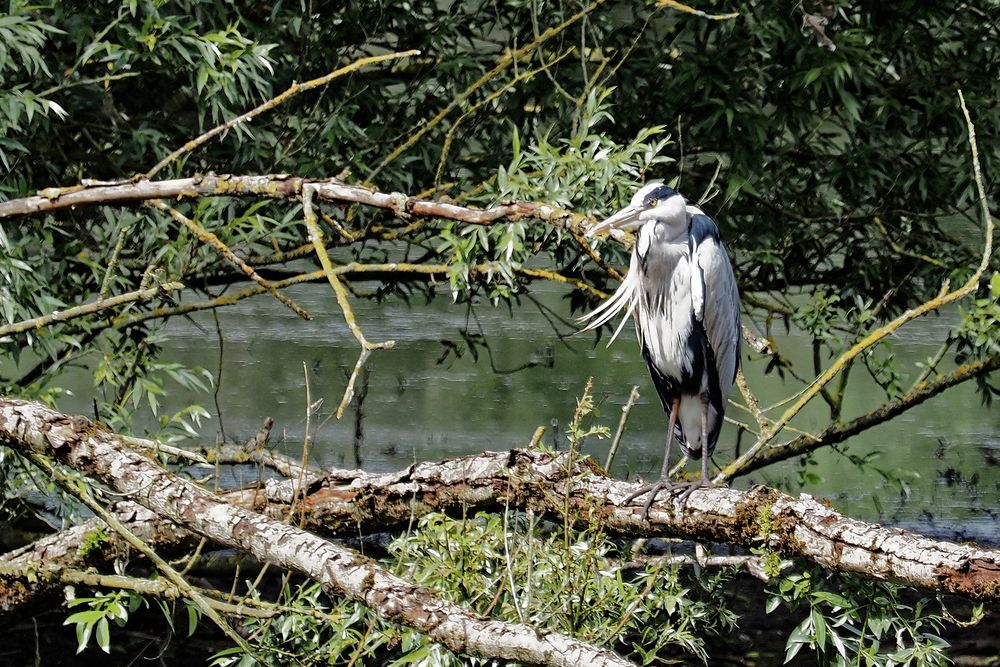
top-left (0, 174), bottom-right (580, 229)
top-left (302, 184), bottom-right (394, 418)
top-left (655, 0), bottom-right (739, 20)
top-left (605, 385), bottom-right (640, 469)
top-left (0, 281), bottom-right (183, 339)
top-left (733, 353), bottom-right (1000, 476)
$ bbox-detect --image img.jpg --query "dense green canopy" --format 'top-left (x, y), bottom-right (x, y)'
top-left (4, 1), bottom-right (996, 298)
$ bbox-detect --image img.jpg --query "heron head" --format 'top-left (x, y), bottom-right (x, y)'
top-left (586, 182), bottom-right (686, 236)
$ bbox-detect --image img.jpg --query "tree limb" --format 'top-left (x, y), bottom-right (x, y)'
top-left (3, 400), bottom-right (1000, 612)
top-left (0, 174), bottom-right (579, 229)
top-left (0, 281), bottom-right (183, 339)
top-left (0, 398), bottom-right (632, 667)
top-left (734, 354), bottom-right (1000, 476)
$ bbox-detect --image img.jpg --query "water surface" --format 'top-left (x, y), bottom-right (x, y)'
top-left (56, 281), bottom-right (1000, 543)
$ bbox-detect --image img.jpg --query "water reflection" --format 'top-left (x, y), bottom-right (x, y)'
top-left (57, 282), bottom-right (1000, 543)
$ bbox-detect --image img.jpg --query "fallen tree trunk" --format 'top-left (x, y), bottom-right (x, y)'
top-left (4, 404), bottom-right (1000, 615)
top-left (0, 398), bottom-right (632, 667)
top-left (253, 451), bottom-right (1000, 600)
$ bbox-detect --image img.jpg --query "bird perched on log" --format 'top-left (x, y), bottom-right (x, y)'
top-left (579, 183), bottom-right (741, 514)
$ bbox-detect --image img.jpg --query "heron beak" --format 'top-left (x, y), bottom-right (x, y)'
top-left (585, 205), bottom-right (642, 237)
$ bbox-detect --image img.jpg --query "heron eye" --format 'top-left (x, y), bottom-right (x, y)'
top-left (647, 198), bottom-right (658, 207)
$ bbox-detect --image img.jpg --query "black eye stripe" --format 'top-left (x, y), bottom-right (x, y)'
top-left (641, 185), bottom-right (678, 206)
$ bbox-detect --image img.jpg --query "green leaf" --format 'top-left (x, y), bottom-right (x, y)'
top-left (812, 608), bottom-right (827, 648)
top-left (387, 642), bottom-right (430, 665)
top-left (95, 617), bottom-right (111, 653)
top-left (65, 610), bottom-right (104, 624)
top-left (187, 603), bottom-right (199, 637)
top-left (812, 591), bottom-right (852, 610)
top-left (75, 621), bottom-right (92, 654)
top-left (803, 67), bottom-right (824, 87)
top-left (196, 67), bottom-right (209, 94)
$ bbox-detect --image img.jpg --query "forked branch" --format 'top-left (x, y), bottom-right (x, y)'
top-left (716, 91), bottom-right (996, 481)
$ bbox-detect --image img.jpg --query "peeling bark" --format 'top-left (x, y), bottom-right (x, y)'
top-left (0, 506), bottom-right (191, 612)
top-left (235, 451), bottom-right (1000, 602)
top-left (0, 398), bottom-right (631, 667)
top-left (0, 174), bottom-right (575, 229)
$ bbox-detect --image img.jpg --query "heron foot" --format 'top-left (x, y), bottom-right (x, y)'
top-left (672, 476), bottom-right (721, 505)
top-left (624, 478), bottom-right (679, 521)
top-left (624, 476), bottom-right (722, 520)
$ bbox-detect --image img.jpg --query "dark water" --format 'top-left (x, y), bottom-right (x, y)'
top-left (55, 281), bottom-right (1000, 543)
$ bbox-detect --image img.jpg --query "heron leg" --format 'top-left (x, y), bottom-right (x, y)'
top-left (625, 396), bottom-right (680, 518)
top-left (659, 395), bottom-right (681, 480)
top-left (676, 398), bottom-right (720, 504)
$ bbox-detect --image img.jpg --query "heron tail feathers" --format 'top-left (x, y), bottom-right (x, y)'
top-left (576, 262), bottom-right (641, 346)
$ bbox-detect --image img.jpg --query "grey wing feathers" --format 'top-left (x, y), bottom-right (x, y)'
top-left (689, 213), bottom-right (741, 394)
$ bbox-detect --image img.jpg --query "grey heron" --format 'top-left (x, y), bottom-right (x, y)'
top-left (579, 183), bottom-right (741, 513)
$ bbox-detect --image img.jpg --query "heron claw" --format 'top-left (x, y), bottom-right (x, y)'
top-left (673, 476), bottom-right (720, 505)
top-left (625, 476), bottom-right (721, 521)
top-left (623, 479), bottom-right (669, 521)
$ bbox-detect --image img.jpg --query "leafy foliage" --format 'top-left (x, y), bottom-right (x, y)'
top-left (64, 590), bottom-right (147, 655)
top-left (211, 510), bottom-right (738, 666)
top-left (0, 0), bottom-right (994, 410)
top-left (766, 566), bottom-right (968, 666)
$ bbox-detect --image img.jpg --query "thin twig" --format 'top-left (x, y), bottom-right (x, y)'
top-left (736, 354), bottom-right (1000, 476)
top-left (0, 281), bottom-right (183, 339)
top-left (105, 261), bottom-right (592, 334)
top-left (574, 230), bottom-right (624, 281)
top-left (144, 50), bottom-right (420, 178)
top-left (909, 338), bottom-right (952, 391)
top-left (99, 225), bottom-right (130, 299)
top-left (656, 0), bottom-right (739, 20)
top-left (605, 385), bottom-right (640, 470)
top-left (149, 200), bottom-right (311, 320)
top-left (291, 363), bottom-right (315, 527)
top-left (36, 72), bottom-right (139, 98)
top-left (301, 185), bottom-right (394, 418)
top-left (734, 369), bottom-right (768, 435)
top-left (200, 444), bottom-right (316, 479)
top-left (119, 434), bottom-right (210, 465)
top-left (516, 267), bottom-right (606, 298)
top-left (369, 1), bottom-right (605, 179)
top-left (434, 48), bottom-right (574, 186)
